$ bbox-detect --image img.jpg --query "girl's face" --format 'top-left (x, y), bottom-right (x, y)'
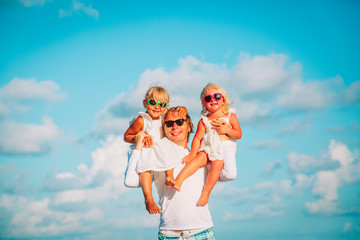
top-left (202, 88), bottom-right (224, 114)
top-left (144, 98), bottom-right (168, 120)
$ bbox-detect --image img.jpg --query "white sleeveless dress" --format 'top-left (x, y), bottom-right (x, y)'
top-left (199, 108), bottom-right (238, 182)
top-left (124, 112), bottom-right (182, 187)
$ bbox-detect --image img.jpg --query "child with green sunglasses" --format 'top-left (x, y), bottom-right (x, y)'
top-left (124, 86), bottom-right (187, 214)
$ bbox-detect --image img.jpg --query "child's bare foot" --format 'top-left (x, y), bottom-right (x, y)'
top-left (196, 191), bottom-right (210, 206)
top-left (165, 177), bottom-right (175, 186)
top-left (145, 199), bottom-right (162, 214)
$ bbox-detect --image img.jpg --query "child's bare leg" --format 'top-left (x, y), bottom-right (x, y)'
top-left (173, 151), bottom-right (208, 191)
top-left (197, 160), bottom-right (224, 206)
top-left (165, 168), bottom-right (175, 186)
top-left (139, 171), bottom-right (162, 214)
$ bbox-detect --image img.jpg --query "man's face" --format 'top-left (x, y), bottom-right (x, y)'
top-left (163, 111), bottom-right (190, 148)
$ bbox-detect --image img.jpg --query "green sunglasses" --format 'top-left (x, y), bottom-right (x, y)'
top-left (147, 98), bottom-right (168, 108)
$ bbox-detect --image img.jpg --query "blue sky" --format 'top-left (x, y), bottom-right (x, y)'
top-left (0, 0), bottom-right (359, 239)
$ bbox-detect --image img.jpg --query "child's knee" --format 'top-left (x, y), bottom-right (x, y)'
top-left (211, 160), bottom-right (224, 170)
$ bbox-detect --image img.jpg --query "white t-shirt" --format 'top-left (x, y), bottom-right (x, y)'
top-left (153, 147), bottom-right (213, 230)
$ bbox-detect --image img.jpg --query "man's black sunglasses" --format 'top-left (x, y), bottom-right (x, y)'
top-left (164, 119), bottom-right (187, 128)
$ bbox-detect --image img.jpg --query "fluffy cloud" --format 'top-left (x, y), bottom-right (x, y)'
top-left (221, 140), bottom-right (359, 221)
top-left (303, 140), bottom-right (360, 215)
top-left (340, 80), bottom-right (360, 105)
top-left (93, 53), bottom-right (356, 137)
top-left (0, 134), bottom-right (154, 238)
top-left (59, 0), bottom-right (99, 19)
top-left (0, 117), bottom-right (62, 154)
top-left (18, 0), bottom-right (51, 7)
top-left (43, 135), bottom-right (128, 192)
top-left (253, 139), bottom-right (284, 149)
top-left (0, 77), bottom-right (64, 102)
top-left (0, 77), bottom-right (66, 117)
top-left (0, 78), bottom-right (65, 154)
top-left (261, 159), bottom-right (282, 176)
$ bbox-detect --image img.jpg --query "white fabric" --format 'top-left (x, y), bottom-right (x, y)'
top-left (124, 148), bottom-right (141, 188)
top-left (129, 112), bottom-right (163, 140)
top-left (124, 112), bottom-right (163, 188)
top-left (137, 138), bottom-right (185, 173)
top-left (199, 108), bottom-right (236, 161)
top-left (219, 140), bottom-right (237, 181)
top-left (153, 148), bottom-right (213, 230)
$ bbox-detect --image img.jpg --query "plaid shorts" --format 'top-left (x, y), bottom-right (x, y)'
top-left (158, 227), bottom-right (215, 240)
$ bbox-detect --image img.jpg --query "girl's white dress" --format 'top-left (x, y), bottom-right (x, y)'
top-left (124, 112), bottom-right (180, 188)
top-left (199, 108), bottom-right (238, 181)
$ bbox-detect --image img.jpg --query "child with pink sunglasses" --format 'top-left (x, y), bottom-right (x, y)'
top-left (169, 83), bottom-right (242, 206)
top-left (124, 86), bottom-right (187, 214)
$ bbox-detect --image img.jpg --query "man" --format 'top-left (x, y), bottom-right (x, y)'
top-left (134, 107), bottom-right (215, 240)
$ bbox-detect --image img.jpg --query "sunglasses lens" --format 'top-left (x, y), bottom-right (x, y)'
top-left (214, 93), bottom-right (222, 100)
top-left (165, 121), bottom-right (174, 127)
top-left (159, 102), bottom-right (168, 108)
top-left (175, 119), bottom-right (185, 126)
top-left (148, 99), bottom-right (157, 106)
top-left (164, 119), bottom-right (186, 128)
top-left (204, 95), bottom-right (212, 102)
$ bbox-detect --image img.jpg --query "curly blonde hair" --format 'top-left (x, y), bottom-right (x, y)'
top-left (143, 86), bottom-right (169, 108)
top-left (200, 83), bottom-right (232, 115)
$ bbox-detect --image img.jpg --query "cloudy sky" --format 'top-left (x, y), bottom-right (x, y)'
top-left (0, 0), bottom-right (359, 239)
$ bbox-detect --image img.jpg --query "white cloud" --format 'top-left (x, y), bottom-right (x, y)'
top-left (0, 134), bottom-right (150, 238)
top-left (0, 77), bottom-right (65, 102)
top-left (42, 135), bottom-right (128, 191)
top-left (286, 152), bottom-right (333, 173)
top-left (343, 222), bottom-right (352, 232)
top-left (280, 117), bottom-right (312, 135)
top-left (0, 117), bottom-right (62, 154)
top-left (341, 80), bottom-right (360, 105)
top-left (261, 159), bottom-right (282, 176)
top-left (303, 140), bottom-right (360, 215)
top-left (305, 199), bottom-right (338, 215)
top-left (93, 53), bottom-right (307, 136)
top-left (0, 77), bottom-right (66, 117)
top-left (253, 139), bottom-right (284, 149)
top-left (93, 52), bottom-right (354, 136)
top-left (223, 202), bottom-right (283, 221)
top-left (59, 0), bottom-right (99, 19)
top-left (232, 52), bottom-right (301, 93)
top-left (18, 0), bottom-right (51, 7)
top-left (329, 139), bottom-right (354, 167)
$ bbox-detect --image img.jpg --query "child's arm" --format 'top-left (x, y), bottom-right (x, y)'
top-left (182, 120), bottom-right (205, 163)
top-left (124, 116), bottom-right (144, 144)
top-left (211, 113), bottom-right (242, 140)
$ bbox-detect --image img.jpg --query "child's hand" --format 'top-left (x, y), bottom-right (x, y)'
top-left (176, 106), bottom-right (188, 117)
top-left (182, 154), bottom-right (193, 164)
top-left (143, 135), bottom-right (153, 147)
top-left (211, 119), bottom-right (231, 135)
top-left (134, 132), bottom-right (146, 150)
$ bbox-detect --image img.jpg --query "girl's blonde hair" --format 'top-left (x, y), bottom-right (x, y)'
top-left (143, 86), bottom-right (170, 108)
top-left (200, 83), bottom-right (232, 114)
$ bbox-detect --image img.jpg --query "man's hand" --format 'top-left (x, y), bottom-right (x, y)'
top-left (143, 135), bottom-right (153, 147)
top-left (211, 118), bottom-right (231, 135)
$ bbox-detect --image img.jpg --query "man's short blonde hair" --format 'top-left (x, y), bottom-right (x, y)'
top-left (162, 107), bottom-right (193, 142)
